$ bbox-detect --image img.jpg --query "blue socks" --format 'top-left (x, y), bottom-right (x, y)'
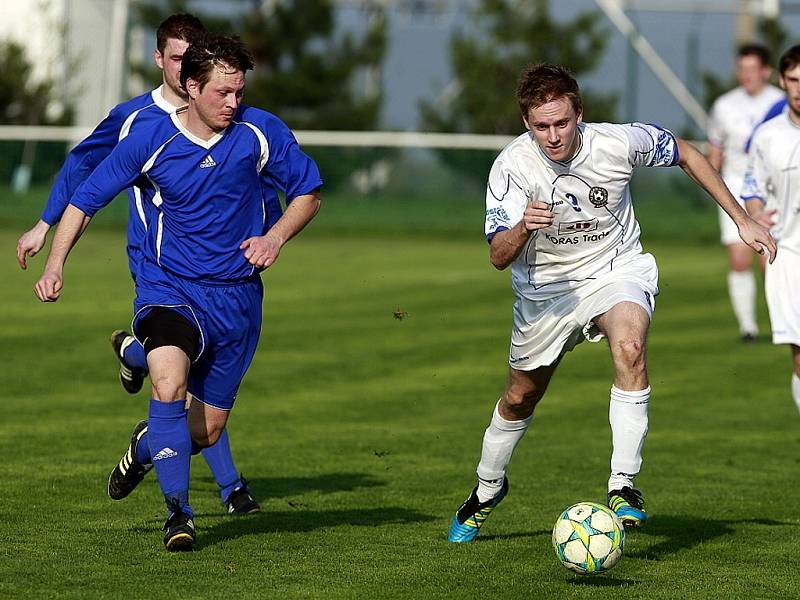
top-left (201, 429), bottom-right (242, 503)
top-left (147, 399), bottom-right (193, 517)
top-left (123, 339), bottom-right (148, 370)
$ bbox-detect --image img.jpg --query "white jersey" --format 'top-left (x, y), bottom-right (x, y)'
top-left (741, 112), bottom-right (800, 252)
top-left (707, 85), bottom-right (783, 195)
top-left (484, 122), bottom-right (679, 301)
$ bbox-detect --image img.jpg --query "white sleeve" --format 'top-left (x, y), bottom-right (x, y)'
top-left (624, 123), bottom-right (680, 168)
top-left (485, 156), bottom-right (530, 241)
top-left (707, 101), bottom-right (725, 148)
top-left (741, 135), bottom-right (768, 203)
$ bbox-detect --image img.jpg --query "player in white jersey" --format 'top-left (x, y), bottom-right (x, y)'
top-left (707, 44), bottom-right (783, 341)
top-left (742, 45), bottom-right (800, 414)
top-left (448, 64), bottom-right (776, 542)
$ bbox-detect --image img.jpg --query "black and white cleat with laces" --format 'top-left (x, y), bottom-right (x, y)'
top-left (110, 330), bottom-right (148, 394)
top-left (107, 420), bottom-right (152, 500)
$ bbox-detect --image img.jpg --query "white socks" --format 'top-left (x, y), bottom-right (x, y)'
top-left (476, 401), bottom-right (533, 502)
top-left (792, 373), bottom-right (800, 414)
top-left (608, 386), bottom-right (650, 493)
top-left (728, 270), bottom-right (757, 336)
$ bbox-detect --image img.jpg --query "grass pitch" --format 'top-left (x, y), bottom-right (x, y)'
top-left (1, 189), bottom-right (798, 599)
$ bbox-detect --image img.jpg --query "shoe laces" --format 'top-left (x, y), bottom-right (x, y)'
top-left (613, 486), bottom-right (644, 509)
top-left (163, 499), bottom-right (186, 530)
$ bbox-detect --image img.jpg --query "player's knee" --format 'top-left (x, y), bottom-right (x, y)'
top-left (503, 386), bottom-right (544, 417)
top-left (190, 421), bottom-right (224, 448)
top-left (150, 373), bottom-right (188, 403)
top-left (613, 338), bottom-right (646, 374)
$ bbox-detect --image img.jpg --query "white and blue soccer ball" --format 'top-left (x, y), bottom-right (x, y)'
top-left (552, 502), bottom-right (625, 575)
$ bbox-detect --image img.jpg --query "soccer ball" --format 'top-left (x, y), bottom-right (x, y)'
top-left (551, 502), bottom-right (625, 575)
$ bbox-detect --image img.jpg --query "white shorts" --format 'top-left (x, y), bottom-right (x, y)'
top-left (508, 253), bottom-right (659, 371)
top-left (765, 247), bottom-right (800, 346)
top-left (718, 202), bottom-right (745, 246)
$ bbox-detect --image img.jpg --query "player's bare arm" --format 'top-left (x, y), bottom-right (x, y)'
top-left (706, 142), bottom-right (724, 172)
top-left (240, 189), bottom-right (321, 269)
top-left (489, 200), bottom-right (554, 270)
top-left (34, 205), bottom-right (92, 302)
top-left (16, 219), bottom-right (52, 270)
top-left (676, 137), bottom-right (777, 262)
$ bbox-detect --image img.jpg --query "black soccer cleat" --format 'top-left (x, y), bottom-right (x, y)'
top-left (740, 332), bottom-right (758, 343)
top-left (163, 501), bottom-right (196, 551)
top-left (108, 420), bottom-right (152, 500)
top-left (225, 475), bottom-right (261, 515)
top-left (607, 486), bottom-right (647, 528)
top-left (447, 478), bottom-right (509, 542)
top-left (110, 330), bottom-right (148, 394)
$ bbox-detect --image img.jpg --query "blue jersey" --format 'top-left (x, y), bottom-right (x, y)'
top-left (70, 106), bottom-right (322, 282)
top-left (42, 87), bottom-right (177, 275)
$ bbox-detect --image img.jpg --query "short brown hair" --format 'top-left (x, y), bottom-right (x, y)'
top-left (517, 63), bottom-right (582, 117)
top-left (156, 13), bottom-right (205, 54)
top-left (180, 33), bottom-right (255, 93)
top-left (779, 45), bottom-right (800, 76)
top-left (737, 43), bottom-right (771, 67)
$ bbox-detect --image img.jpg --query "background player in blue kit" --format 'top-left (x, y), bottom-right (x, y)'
top-left (33, 33), bottom-right (322, 550)
top-left (16, 14), bottom-right (261, 516)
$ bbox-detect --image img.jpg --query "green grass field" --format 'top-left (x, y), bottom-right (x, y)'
top-left (1, 186), bottom-right (798, 599)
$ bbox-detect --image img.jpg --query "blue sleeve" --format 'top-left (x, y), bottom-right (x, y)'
top-left (261, 117), bottom-right (323, 203)
top-left (40, 105), bottom-right (129, 225)
top-left (69, 134), bottom-right (148, 217)
top-left (744, 99), bottom-right (787, 153)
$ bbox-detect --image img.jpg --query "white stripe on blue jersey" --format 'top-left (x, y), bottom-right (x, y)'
top-left (70, 106), bottom-right (322, 282)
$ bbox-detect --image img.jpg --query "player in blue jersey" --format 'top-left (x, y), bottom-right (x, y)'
top-left (17, 15), bottom-right (261, 516)
top-left (34, 33), bottom-right (322, 551)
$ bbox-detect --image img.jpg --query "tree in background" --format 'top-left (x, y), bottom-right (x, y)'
top-left (0, 40), bottom-right (72, 127)
top-left (134, 0), bottom-right (388, 190)
top-left (702, 17), bottom-right (790, 109)
top-left (419, 0), bottom-right (616, 187)
top-left (0, 39), bottom-right (73, 188)
top-left (420, 0), bottom-right (617, 136)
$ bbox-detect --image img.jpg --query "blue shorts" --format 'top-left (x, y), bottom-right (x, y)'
top-left (132, 258), bottom-right (263, 411)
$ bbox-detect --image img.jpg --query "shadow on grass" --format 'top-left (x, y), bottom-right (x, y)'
top-left (476, 530), bottom-right (550, 542)
top-left (197, 506), bottom-right (436, 547)
top-left (194, 472), bottom-right (384, 505)
top-left (568, 576), bottom-right (638, 587)
top-left (625, 514), bottom-right (788, 561)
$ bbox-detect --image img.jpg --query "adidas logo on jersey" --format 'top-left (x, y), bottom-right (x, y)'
top-left (153, 447), bottom-right (178, 461)
top-left (199, 154), bottom-right (216, 169)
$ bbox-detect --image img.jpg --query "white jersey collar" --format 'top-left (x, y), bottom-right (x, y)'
top-left (151, 85), bottom-right (183, 114)
top-left (170, 110), bottom-right (225, 149)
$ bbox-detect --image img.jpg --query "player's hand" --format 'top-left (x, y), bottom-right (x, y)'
top-left (16, 220), bottom-right (50, 270)
top-left (754, 208), bottom-right (777, 230)
top-left (738, 217), bottom-right (777, 264)
top-left (240, 234), bottom-right (282, 268)
top-left (34, 269), bottom-right (63, 302)
top-left (522, 200), bottom-right (555, 231)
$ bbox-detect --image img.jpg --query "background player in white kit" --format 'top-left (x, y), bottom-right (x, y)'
top-left (742, 45), bottom-right (800, 414)
top-left (448, 63), bottom-right (776, 542)
top-left (707, 44), bottom-right (783, 341)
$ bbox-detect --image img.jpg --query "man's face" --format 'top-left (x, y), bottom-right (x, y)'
top-left (524, 97), bottom-right (582, 162)
top-left (780, 64), bottom-right (800, 118)
top-left (736, 54), bottom-right (771, 95)
top-left (187, 65), bottom-right (245, 133)
top-left (155, 37), bottom-right (190, 100)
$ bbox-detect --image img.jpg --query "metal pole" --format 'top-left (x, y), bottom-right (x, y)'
top-left (595, 0), bottom-right (709, 131)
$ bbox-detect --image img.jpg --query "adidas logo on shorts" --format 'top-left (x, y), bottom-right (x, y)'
top-left (153, 447), bottom-right (178, 461)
